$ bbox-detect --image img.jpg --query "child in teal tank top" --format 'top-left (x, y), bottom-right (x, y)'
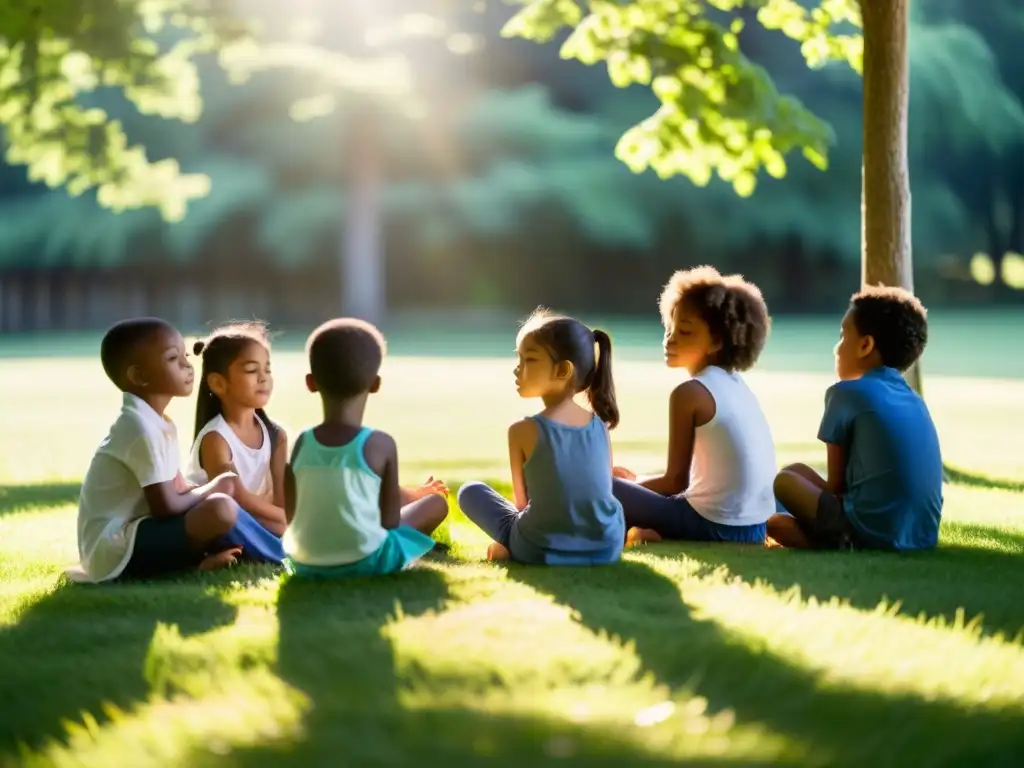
top-left (283, 319), bottom-right (449, 578)
top-left (457, 310), bottom-right (625, 565)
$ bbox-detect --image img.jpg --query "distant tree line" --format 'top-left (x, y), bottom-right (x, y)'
top-left (0, 0), bottom-right (1019, 332)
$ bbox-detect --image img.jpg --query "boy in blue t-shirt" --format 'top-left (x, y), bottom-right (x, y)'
top-left (768, 286), bottom-right (943, 551)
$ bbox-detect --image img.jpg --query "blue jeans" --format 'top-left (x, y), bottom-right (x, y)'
top-left (612, 479), bottom-right (766, 543)
top-left (457, 481), bottom-right (621, 565)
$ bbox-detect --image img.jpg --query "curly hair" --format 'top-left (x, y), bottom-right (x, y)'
top-left (659, 266), bottom-right (771, 372)
top-left (848, 285), bottom-right (928, 372)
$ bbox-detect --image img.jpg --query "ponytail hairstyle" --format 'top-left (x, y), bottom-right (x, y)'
top-left (517, 309), bottom-right (619, 428)
top-left (193, 321), bottom-right (279, 447)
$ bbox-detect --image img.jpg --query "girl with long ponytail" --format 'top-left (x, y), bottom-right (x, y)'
top-left (456, 309), bottom-right (625, 565)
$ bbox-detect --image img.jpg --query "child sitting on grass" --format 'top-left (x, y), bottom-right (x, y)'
top-left (767, 286), bottom-right (943, 551)
top-left (282, 318), bottom-right (449, 579)
top-left (612, 267), bottom-right (777, 545)
top-left (187, 322), bottom-right (288, 537)
top-left (457, 309), bottom-right (625, 565)
top-left (72, 318), bottom-right (260, 582)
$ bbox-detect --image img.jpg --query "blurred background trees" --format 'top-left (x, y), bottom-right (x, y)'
top-left (0, 0), bottom-right (1020, 332)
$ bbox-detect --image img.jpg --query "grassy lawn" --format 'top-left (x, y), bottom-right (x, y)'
top-left (2, 321), bottom-right (1024, 766)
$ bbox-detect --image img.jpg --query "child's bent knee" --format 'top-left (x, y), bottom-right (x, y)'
top-left (456, 481), bottom-right (486, 506)
top-left (773, 471), bottom-right (797, 498)
top-left (204, 494), bottom-right (238, 534)
top-left (426, 493), bottom-right (449, 523)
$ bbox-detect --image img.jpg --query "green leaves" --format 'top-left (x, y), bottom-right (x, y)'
top-left (0, 1), bottom-right (249, 221)
top-left (503, 0), bottom-right (862, 196)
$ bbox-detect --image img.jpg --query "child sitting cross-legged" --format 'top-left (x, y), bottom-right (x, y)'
top-left (71, 318), bottom-right (261, 583)
top-left (767, 286), bottom-right (944, 551)
top-left (282, 319), bottom-right (449, 579)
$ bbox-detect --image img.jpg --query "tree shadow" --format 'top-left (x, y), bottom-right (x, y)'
top-left (0, 577), bottom-right (237, 758)
top-left (225, 566), bottom-right (772, 767)
top-left (506, 559), bottom-right (1024, 766)
top-left (0, 482), bottom-right (80, 518)
top-left (682, 522), bottom-right (1024, 640)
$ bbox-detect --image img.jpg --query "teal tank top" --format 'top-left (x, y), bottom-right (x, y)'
top-left (516, 414), bottom-right (625, 552)
top-left (282, 427), bottom-right (388, 566)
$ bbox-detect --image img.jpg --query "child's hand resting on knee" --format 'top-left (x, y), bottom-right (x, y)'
top-left (404, 476), bottom-right (449, 501)
top-left (612, 466), bottom-right (636, 481)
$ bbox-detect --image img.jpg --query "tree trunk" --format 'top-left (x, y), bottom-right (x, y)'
top-left (860, 0), bottom-right (922, 394)
top-left (341, 113), bottom-right (386, 326)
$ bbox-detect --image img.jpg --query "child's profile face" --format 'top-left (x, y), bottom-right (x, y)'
top-left (834, 310), bottom-right (871, 380)
top-left (131, 328), bottom-right (194, 396)
top-left (663, 302), bottom-right (719, 375)
top-left (218, 341), bottom-right (274, 409)
top-left (514, 336), bottom-right (562, 399)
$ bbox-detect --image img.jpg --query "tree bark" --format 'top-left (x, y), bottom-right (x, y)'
top-left (341, 111), bottom-right (386, 326)
top-left (860, 0), bottom-right (922, 393)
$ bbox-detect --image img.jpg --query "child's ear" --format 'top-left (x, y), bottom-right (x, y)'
top-left (208, 372), bottom-right (228, 397)
top-left (369, 375), bottom-right (382, 394)
top-left (305, 373), bottom-right (318, 393)
top-left (555, 361), bottom-right (574, 381)
top-left (126, 364), bottom-right (147, 388)
top-left (858, 335), bottom-right (876, 359)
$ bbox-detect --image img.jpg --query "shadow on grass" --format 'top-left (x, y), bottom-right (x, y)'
top-left (227, 566), bottom-right (765, 767)
top-left (0, 482), bottom-right (80, 517)
top-left (944, 465), bottom-right (1024, 492)
top-left (507, 559), bottom-right (1024, 766)
top-left (682, 522), bottom-right (1024, 640)
top-left (0, 578), bottom-right (237, 758)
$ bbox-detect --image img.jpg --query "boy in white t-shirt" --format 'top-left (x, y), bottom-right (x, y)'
top-left (72, 318), bottom-right (245, 583)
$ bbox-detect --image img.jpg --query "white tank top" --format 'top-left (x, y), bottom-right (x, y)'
top-left (186, 414), bottom-right (273, 498)
top-left (683, 366), bottom-right (777, 526)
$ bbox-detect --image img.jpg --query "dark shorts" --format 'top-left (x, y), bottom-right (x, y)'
top-left (120, 515), bottom-right (199, 580)
top-left (811, 491), bottom-right (857, 550)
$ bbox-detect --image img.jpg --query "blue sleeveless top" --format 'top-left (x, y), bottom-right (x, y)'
top-left (516, 414), bottom-right (625, 552)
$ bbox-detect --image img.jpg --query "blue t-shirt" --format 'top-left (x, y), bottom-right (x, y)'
top-left (818, 366), bottom-right (943, 551)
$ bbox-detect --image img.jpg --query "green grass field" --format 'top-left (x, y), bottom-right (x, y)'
top-left (2, 317), bottom-right (1024, 766)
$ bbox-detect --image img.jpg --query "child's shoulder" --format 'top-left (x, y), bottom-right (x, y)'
top-left (109, 395), bottom-right (176, 444)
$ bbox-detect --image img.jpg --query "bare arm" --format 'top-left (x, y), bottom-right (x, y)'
top-left (284, 463), bottom-right (296, 525)
top-left (825, 443), bottom-right (846, 495)
top-left (508, 420), bottom-right (534, 511)
top-left (639, 383), bottom-right (698, 497)
top-left (369, 432), bottom-right (402, 530)
top-left (143, 472), bottom-right (237, 519)
top-left (270, 429), bottom-right (288, 509)
top-left (284, 431), bottom-right (306, 525)
top-left (200, 433), bottom-right (287, 535)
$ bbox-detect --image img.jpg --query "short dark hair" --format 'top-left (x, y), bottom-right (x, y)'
top-left (659, 266), bottom-right (771, 372)
top-left (100, 317), bottom-right (176, 388)
top-left (849, 285), bottom-right (928, 372)
top-left (307, 318), bottom-right (387, 399)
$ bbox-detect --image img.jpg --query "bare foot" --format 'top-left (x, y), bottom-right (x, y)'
top-left (486, 542), bottom-right (511, 561)
top-left (625, 527), bottom-right (663, 548)
top-left (199, 547), bottom-right (242, 571)
top-left (764, 536), bottom-right (784, 549)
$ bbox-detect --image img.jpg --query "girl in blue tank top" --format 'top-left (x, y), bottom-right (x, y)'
top-left (457, 310), bottom-right (625, 565)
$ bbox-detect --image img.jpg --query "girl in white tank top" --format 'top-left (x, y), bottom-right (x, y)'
top-left (611, 267), bottom-right (777, 546)
top-left (186, 323), bottom-right (288, 536)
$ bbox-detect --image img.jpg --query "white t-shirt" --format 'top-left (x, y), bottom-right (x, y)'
top-left (684, 366), bottom-right (778, 526)
top-left (186, 414), bottom-right (272, 498)
top-left (73, 393), bottom-right (180, 583)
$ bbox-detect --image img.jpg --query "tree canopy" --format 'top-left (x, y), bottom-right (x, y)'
top-left (0, 0), bottom-right (1020, 306)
